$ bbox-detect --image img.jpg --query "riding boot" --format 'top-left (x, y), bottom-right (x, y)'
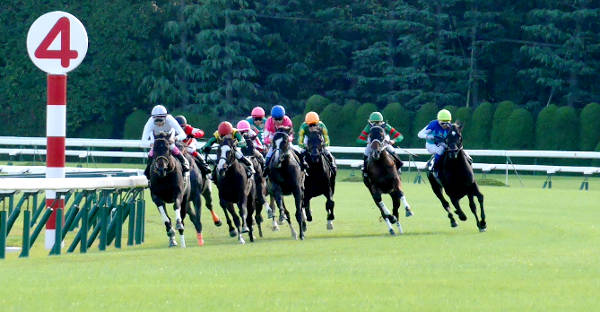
top-left (240, 156), bottom-right (255, 177)
top-left (144, 155), bottom-right (153, 187)
top-left (362, 155), bottom-right (369, 178)
top-left (175, 153), bottom-right (190, 173)
top-left (391, 152), bottom-right (404, 169)
top-left (195, 154), bottom-right (212, 176)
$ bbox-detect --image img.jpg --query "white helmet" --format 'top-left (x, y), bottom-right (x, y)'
top-left (151, 105), bottom-right (167, 117)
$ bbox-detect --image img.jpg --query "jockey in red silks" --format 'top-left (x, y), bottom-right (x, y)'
top-left (174, 115), bottom-right (212, 176)
top-left (141, 105), bottom-right (189, 179)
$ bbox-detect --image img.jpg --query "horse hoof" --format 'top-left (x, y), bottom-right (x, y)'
top-left (405, 209), bottom-right (413, 217)
top-left (242, 226), bottom-right (250, 233)
top-left (451, 221), bottom-right (458, 228)
top-left (456, 211), bottom-right (467, 221)
top-left (239, 238), bottom-right (246, 245)
top-left (389, 229), bottom-right (396, 236)
top-left (176, 222), bottom-right (184, 231)
top-left (301, 221), bottom-right (307, 233)
top-left (267, 208), bottom-right (273, 219)
top-left (479, 226), bottom-right (487, 232)
top-left (388, 215), bottom-right (398, 224)
top-left (326, 221), bottom-right (334, 230)
top-left (229, 230), bottom-right (238, 237)
top-left (169, 239), bottom-right (178, 247)
top-left (168, 228), bottom-right (176, 237)
top-left (197, 233), bottom-right (205, 246)
top-left (214, 220), bottom-right (222, 227)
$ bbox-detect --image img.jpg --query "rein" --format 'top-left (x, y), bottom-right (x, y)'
top-left (153, 155), bottom-right (175, 174)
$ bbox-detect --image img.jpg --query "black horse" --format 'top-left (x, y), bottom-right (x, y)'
top-left (175, 143), bottom-right (222, 246)
top-left (302, 129), bottom-right (336, 230)
top-left (427, 123), bottom-right (487, 231)
top-left (267, 127), bottom-right (306, 240)
top-left (148, 131), bottom-right (190, 247)
top-left (241, 135), bottom-right (267, 238)
top-left (214, 138), bottom-right (257, 244)
top-left (363, 126), bottom-right (413, 235)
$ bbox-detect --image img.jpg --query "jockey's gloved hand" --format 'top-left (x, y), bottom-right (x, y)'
top-left (202, 146), bottom-right (211, 154)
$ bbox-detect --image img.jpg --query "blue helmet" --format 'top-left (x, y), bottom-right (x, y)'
top-left (271, 105), bottom-right (285, 119)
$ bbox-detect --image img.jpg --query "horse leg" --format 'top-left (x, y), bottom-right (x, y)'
top-left (203, 181), bottom-right (222, 227)
top-left (450, 197), bottom-right (467, 222)
top-left (369, 189), bottom-right (396, 235)
top-left (472, 184), bottom-right (486, 232)
top-left (391, 192), bottom-right (403, 234)
top-left (223, 200), bottom-right (244, 245)
top-left (238, 197), bottom-right (250, 234)
top-left (174, 197), bottom-right (186, 248)
top-left (220, 199), bottom-right (237, 237)
top-left (254, 194), bottom-right (264, 238)
top-left (156, 203), bottom-right (177, 247)
top-left (245, 194), bottom-right (256, 242)
top-left (277, 192), bottom-right (297, 240)
top-left (190, 194), bottom-right (204, 246)
top-left (427, 174), bottom-right (457, 228)
top-left (294, 188), bottom-right (305, 240)
top-left (303, 197), bottom-right (312, 222)
top-left (325, 190), bottom-right (335, 230)
top-left (396, 189), bottom-right (413, 217)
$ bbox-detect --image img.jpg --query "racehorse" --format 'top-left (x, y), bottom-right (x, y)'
top-left (266, 127), bottom-right (306, 240)
top-left (240, 135), bottom-right (267, 238)
top-left (427, 123), bottom-right (487, 231)
top-left (214, 137), bottom-right (257, 244)
top-left (176, 142), bottom-right (222, 246)
top-left (148, 131), bottom-right (190, 247)
top-left (363, 126), bottom-right (413, 235)
top-left (302, 129), bottom-right (336, 230)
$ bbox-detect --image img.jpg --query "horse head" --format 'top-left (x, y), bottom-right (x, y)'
top-left (368, 126), bottom-right (386, 160)
top-left (152, 131), bottom-right (174, 177)
top-left (306, 129), bottom-right (324, 163)
top-left (216, 137), bottom-right (236, 175)
top-left (272, 130), bottom-right (291, 168)
top-left (445, 122), bottom-right (464, 159)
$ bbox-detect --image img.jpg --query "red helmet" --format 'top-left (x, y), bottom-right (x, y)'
top-left (251, 106), bottom-right (265, 118)
top-left (217, 122), bottom-right (234, 137)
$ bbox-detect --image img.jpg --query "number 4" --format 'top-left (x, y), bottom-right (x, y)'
top-left (35, 17), bottom-right (78, 68)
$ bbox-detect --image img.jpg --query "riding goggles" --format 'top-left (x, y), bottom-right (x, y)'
top-left (440, 121), bottom-right (451, 127)
top-left (153, 117), bottom-right (165, 124)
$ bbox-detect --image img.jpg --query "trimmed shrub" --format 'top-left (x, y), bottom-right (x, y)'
top-left (79, 121), bottom-right (115, 139)
top-left (354, 103), bottom-right (378, 145)
top-left (340, 100), bottom-right (361, 146)
top-left (172, 111), bottom-right (220, 136)
top-left (383, 102), bottom-right (413, 147)
top-left (413, 103), bottom-right (438, 146)
top-left (504, 109), bottom-right (534, 149)
top-left (470, 102), bottom-right (495, 148)
top-left (555, 106), bottom-right (579, 151)
top-left (291, 115), bottom-right (304, 136)
top-left (304, 94), bottom-right (330, 114)
top-left (579, 102), bottom-right (600, 150)
top-left (491, 100), bottom-right (515, 149)
top-left (320, 103), bottom-right (344, 145)
top-left (455, 107), bottom-right (473, 146)
top-left (535, 104), bottom-right (559, 150)
top-left (594, 141), bottom-right (600, 166)
top-left (123, 110), bottom-right (149, 139)
top-left (443, 105), bottom-right (458, 121)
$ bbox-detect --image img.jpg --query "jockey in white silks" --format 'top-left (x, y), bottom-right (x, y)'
top-left (141, 105), bottom-right (190, 179)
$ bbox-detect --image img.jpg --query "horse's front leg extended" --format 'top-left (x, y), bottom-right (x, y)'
top-left (238, 198), bottom-right (249, 234)
top-left (157, 203), bottom-right (177, 247)
top-left (472, 184), bottom-right (486, 232)
top-left (427, 174), bottom-right (457, 228)
top-left (219, 199), bottom-right (237, 237)
top-left (277, 193), bottom-right (297, 240)
top-left (369, 189), bottom-right (396, 236)
top-left (294, 189), bottom-right (305, 240)
top-left (391, 193), bottom-right (403, 234)
top-left (174, 197), bottom-right (186, 248)
top-left (325, 191), bottom-right (335, 230)
top-left (450, 197), bottom-right (467, 222)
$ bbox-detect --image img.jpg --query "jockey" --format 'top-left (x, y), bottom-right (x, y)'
top-left (263, 105), bottom-right (295, 164)
top-left (245, 106), bottom-right (267, 144)
top-left (174, 115), bottom-right (212, 176)
top-left (357, 111), bottom-right (404, 177)
top-left (417, 109), bottom-right (454, 178)
top-left (297, 111), bottom-right (337, 170)
top-left (141, 105), bottom-right (190, 179)
top-left (237, 120), bottom-right (266, 170)
top-left (200, 121), bottom-right (255, 177)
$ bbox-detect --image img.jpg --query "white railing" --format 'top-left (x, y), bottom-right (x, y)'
top-left (0, 176), bottom-right (147, 192)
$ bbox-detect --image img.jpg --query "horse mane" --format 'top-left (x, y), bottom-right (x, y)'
top-left (276, 126), bottom-right (293, 135)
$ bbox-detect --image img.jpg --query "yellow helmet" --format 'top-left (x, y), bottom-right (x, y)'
top-left (437, 109), bottom-right (452, 122)
top-left (305, 111), bottom-right (320, 125)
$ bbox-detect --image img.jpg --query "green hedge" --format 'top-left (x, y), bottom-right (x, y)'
top-left (535, 104), bottom-right (558, 150)
top-left (455, 107), bottom-right (473, 146)
top-left (123, 110), bottom-right (149, 139)
top-left (320, 103), bottom-right (344, 145)
top-left (504, 108), bottom-right (534, 149)
top-left (413, 103), bottom-right (438, 146)
top-left (304, 95), bottom-right (330, 114)
top-left (354, 103), bottom-right (378, 144)
top-left (579, 102), bottom-right (600, 150)
top-left (382, 102), bottom-right (413, 146)
top-left (491, 100), bottom-right (515, 149)
top-left (470, 102), bottom-right (494, 148)
top-left (555, 106), bottom-right (579, 151)
top-left (340, 100), bottom-right (362, 145)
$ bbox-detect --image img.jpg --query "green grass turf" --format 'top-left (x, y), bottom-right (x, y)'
top-left (0, 170), bottom-right (599, 311)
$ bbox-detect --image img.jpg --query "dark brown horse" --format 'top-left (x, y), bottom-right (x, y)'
top-left (363, 126), bottom-right (413, 235)
top-left (266, 128), bottom-right (306, 240)
top-left (148, 132), bottom-right (190, 247)
top-left (302, 129), bottom-right (336, 230)
top-left (427, 123), bottom-right (487, 231)
top-left (214, 138), bottom-right (257, 244)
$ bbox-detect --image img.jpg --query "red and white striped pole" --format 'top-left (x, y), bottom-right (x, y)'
top-left (45, 74), bottom-right (67, 249)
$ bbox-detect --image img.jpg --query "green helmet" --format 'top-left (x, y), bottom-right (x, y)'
top-left (437, 109), bottom-right (452, 122)
top-left (369, 112), bottom-right (384, 122)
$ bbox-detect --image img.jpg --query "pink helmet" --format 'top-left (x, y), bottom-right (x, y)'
top-left (236, 120), bottom-right (251, 132)
top-left (251, 106), bottom-right (265, 118)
